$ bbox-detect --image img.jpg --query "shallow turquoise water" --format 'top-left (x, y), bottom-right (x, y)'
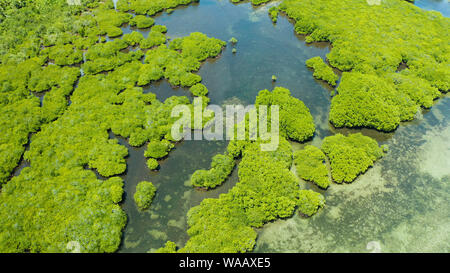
top-left (115, 0), bottom-right (449, 253)
top-left (256, 96), bottom-right (450, 253)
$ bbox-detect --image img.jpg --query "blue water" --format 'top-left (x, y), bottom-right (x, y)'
top-left (414, 0), bottom-right (449, 17)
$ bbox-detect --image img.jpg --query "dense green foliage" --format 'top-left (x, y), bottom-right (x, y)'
top-left (231, 0), bottom-right (271, 5)
top-left (147, 158), bottom-right (159, 170)
top-left (0, 2), bottom-right (127, 252)
top-left (29, 65), bottom-right (80, 93)
top-left (181, 139), bottom-right (294, 252)
top-left (130, 15), bottom-right (154, 29)
top-left (143, 32), bottom-right (225, 87)
top-left (144, 140), bottom-right (174, 159)
top-left (176, 137), bottom-right (325, 253)
top-left (297, 189), bottom-right (325, 217)
top-left (82, 38), bottom-right (145, 74)
top-left (123, 31), bottom-right (144, 46)
top-left (0, 64), bottom-right (204, 252)
top-left (279, 0), bottom-right (449, 131)
top-left (183, 196), bottom-right (258, 253)
top-left (388, 71), bottom-right (441, 109)
top-left (190, 153), bottom-right (235, 189)
top-left (0, 171), bottom-right (126, 252)
top-left (0, 58), bottom-right (81, 184)
top-left (156, 241), bottom-right (177, 253)
top-left (134, 181), bottom-right (156, 210)
top-left (189, 83), bottom-right (208, 97)
top-left (227, 140), bottom-right (247, 159)
top-left (0, 0), bottom-right (223, 252)
top-left (321, 133), bottom-right (384, 183)
top-left (94, 5), bottom-right (132, 37)
top-left (151, 25), bottom-right (167, 33)
top-left (0, 0), bottom-right (98, 64)
top-left (40, 44), bottom-right (83, 66)
top-left (268, 6), bottom-right (279, 23)
top-left (251, 0), bottom-right (272, 5)
top-left (2, 0), bottom-right (439, 254)
top-left (294, 145), bottom-right (330, 189)
top-left (330, 72), bottom-right (418, 131)
top-left (255, 87), bottom-right (315, 142)
top-left (117, 0), bottom-right (198, 15)
top-left (0, 0), bottom-right (100, 185)
top-left (140, 25), bottom-right (167, 49)
top-left (169, 32), bottom-right (226, 62)
top-left (305, 56), bottom-right (339, 86)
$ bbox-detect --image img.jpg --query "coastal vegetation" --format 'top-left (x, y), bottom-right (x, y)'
top-left (191, 86), bottom-right (316, 191)
top-left (294, 145), bottom-right (330, 189)
top-left (305, 56), bottom-right (339, 86)
top-left (189, 83), bottom-right (209, 97)
top-left (134, 181), bottom-right (157, 210)
top-left (168, 137), bottom-right (326, 253)
top-left (297, 189), bottom-right (325, 217)
top-left (268, 6), bottom-right (279, 23)
top-left (116, 0), bottom-right (199, 15)
top-left (155, 241), bottom-right (177, 253)
top-left (145, 140), bottom-right (175, 159)
top-left (0, 0), bottom-right (224, 252)
top-left (129, 15), bottom-right (155, 29)
top-left (179, 139), bottom-right (297, 252)
top-left (40, 44), bottom-right (83, 66)
top-left (231, 0), bottom-right (271, 5)
top-left (190, 153), bottom-right (235, 189)
top-left (0, 0), bottom-right (446, 254)
top-left (329, 72), bottom-right (419, 131)
top-left (321, 133), bottom-right (385, 183)
top-left (82, 39), bottom-right (144, 74)
top-left (143, 32), bottom-right (225, 87)
top-left (160, 87), bottom-right (324, 252)
top-left (147, 158), bottom-right (159, 170)
top-left (140, 26), bottom-right (167, 49)
top-left (255, 87), bottom-right (315, 142)
top-left (279, 0), bottom-right (449, 131)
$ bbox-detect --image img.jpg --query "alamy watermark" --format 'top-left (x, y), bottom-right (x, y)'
top-left (67, 0), bottom-right (81, 5)
top-left (366, 241), bottom-right (382, 253)
top-left (66, 241), bottom-right (81, 253)
top-left (171, 97), bottom-right (280, 151)
top-left (366, 0), bottom-right (381, 5)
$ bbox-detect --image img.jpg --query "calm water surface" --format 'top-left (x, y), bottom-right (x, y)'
top-left (112, 0), bottom-right (449, 252)
top-left (414, 0), bottom-right (449, 16)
